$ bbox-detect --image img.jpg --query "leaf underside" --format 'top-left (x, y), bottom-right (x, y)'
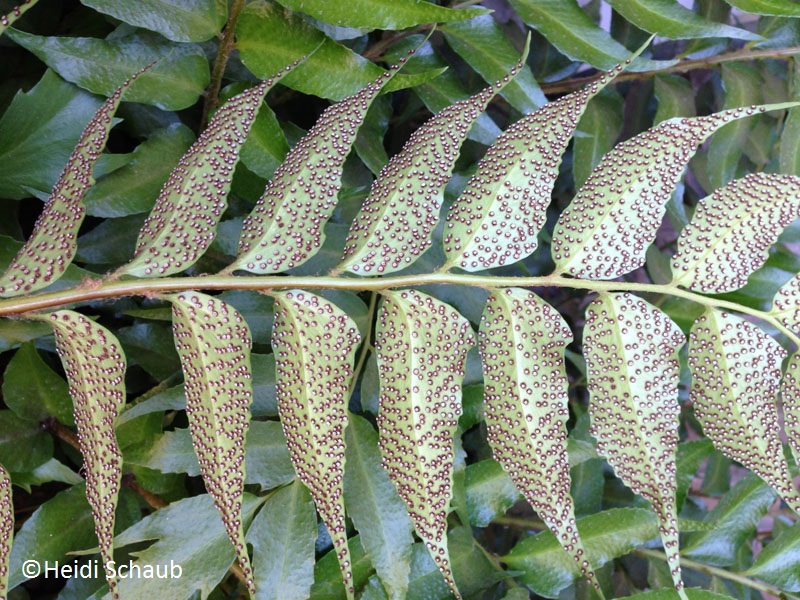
top-left (121, 63), bottom-right (298, 278)
top-left (443, 62), bottom-right (620, 271)
top-left (0, 69), bottom-right (141, 297)
top-left (232, 61), bottom-right (401, 275)
top-left (0, 0), bottom-right (38, 35)
top-left (271, 290), bottom-right (361, 599)
top-left (771, 272), bottom-right (800, 333)
top-left (552, 104), bottom-right (797, 280)
top-left (337, 40), bottom-right (530, 276)
top-left (0, 463), bottom-right (12, 598)
top-left (689, 309), bottom-right (800, 513)
top-left (671, 172), bottom-right (800, 293)
top-left (780, 352), bottom-right (800, 466)
top-left (375, 289), bottom-right (474, 598)
top-left (169, 291), bottom-right (255, 595)
top-left (46, 310), bottom-right (126, 599)
top-left (478, 288), bottom-right (602, 592)
top-left (584, 293), bottom-right (687, 598)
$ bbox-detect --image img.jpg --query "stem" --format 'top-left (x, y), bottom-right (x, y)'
top-left (201, 0), bottom-right (246, 128)
top-left (541, 45), bottom-right (800, 95)
top-left (634, 547), bottom-right (800, 600)
top-left (3, 272), bottom-right (797, 346)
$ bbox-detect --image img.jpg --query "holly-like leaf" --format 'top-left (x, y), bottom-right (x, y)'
top-left (119, 66), bottom-right (296, 278)
top-left (745, 520), bottom-right (800, 591)
top-left (584, 293), bottom-right (687, 598)
top-left (375, 289), bottom-right (474, 598)
top-left (671, 173), bottom-right (800, 293)
top-left (43, 311), bottom-right (126, 598)
top-left (688, 309), bottom-right (800, 513)
top-left (552, 103), bottom-right (798, 280)
top-left (168, 291), bottom-right (256, 595)
top-left (230, 61), bottom-right (401, 276)
top-left (338, 40), bottom-right (529, 276)
top-left (0, 70), bottom-right (142, 297)
top-left (0, 463), bottom-right (12, 599)
top-left (478, 288), bottom-right (601, 592)
top-left (271, 290), bottom-right (361, 599)
top-left (780, 352), bottom-right (800, 465)
top-left (443, 59), bottom-right (619, 272)
top-left (0, 0), bottom-right (38, 35)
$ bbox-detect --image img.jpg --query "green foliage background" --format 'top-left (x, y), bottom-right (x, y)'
top-left (1, 0), bottom-right (800, 599)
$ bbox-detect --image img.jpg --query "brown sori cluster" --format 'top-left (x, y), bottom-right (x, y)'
top-left (0, 464), bottom-right (12, 597)
top-left (553, 106), bottom-right (766, 280)
top-left (584, 293), bottom-right (686, 592)
top-left (271, 291), bottom-right (361, 597)
top-left (672, 173), bottom-right (800, 293)
top-left (49, 311), bottom-right (126, 599)
top-left (0, 1), bottom-right (35, 28)
top-left (781, 353), bottom-right (800, 463)
top-left (340, 53), bottom-right (528, 276)
top-left (0, 72), bottom-right (136, 297)
top-left (375, 289), bottom-right (473, 598)
top-left (235, 64), bottom-right (400, 275)
top-left (170, 292), bottom-right (255, 595)
top-left (444, 66), bottom-right (617, 271)
top-left (478, 288), bottom-right (598, 587)
top-left (689, 310), bottom-right (800, 513)
top-left (124, 68), bottom-right (290, 278)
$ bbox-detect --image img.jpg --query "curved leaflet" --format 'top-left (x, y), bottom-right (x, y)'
top-left (44, 310), bottom-right (126, 598)
top-left (689, 309), bottom-right (800, 514)
top-left (671, 173), bottom-right (800, 293)
top-left (0, 69), bottom-right (143, 297)
top-left (169, 291), bottom-right (255, 595)
top-left (478, 288), bottom-right (602, 594)
top-left (771, 273), bottom-right (800, 332)
top-left (552, 103), bottom-right (798, 280)
top-left (780, 353), bottom-right (800, 466)
top-left (337, 39), bottom-right (530, 276)
top-left (119, 62), bottom-right (300, 278)
top-left (0, 463), bottom-right (11, 599)
top-left (375, 289), bottom-right (474, 598)
top-left (0, 0), bottom-right (37, 35)
top-left (584, 293), bottom-right (687, 598)
top-left (271, 291), bottom-right (361, 599)
top-left (231, 60), bottom-right (403, 275)
top-left (443, 58), bottom-right (624, 272)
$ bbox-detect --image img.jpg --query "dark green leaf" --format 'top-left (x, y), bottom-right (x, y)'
top-left (84, 124), bottom-right (195, 218)
top-left (504, 508), bottom-right (661, 598)
top-left (654, 74), bottom-right (696, 124)
top-left (745, 520), bottom-right (800, 591)
top-left (441, 15), bottom-right (546, 114)
top-left (464, 459), bottom-right (521, 527)
top-left (508, 0), bottom-right (674, 71)
top-left (344, 413), bottom-right (414, 600)
top-left (0, 409), bottom-right (52, 472)
top-left (574, 88), bottom-right (623, 189)
top-left (80, 0), bottom-right (227, 42)
top-left (682, 474), bottom-right (776, 566)
top-left (5, 28), bottom-right (209, 110)
top-left (0, 69), bottom-right (101, 199)
top-left (723, 0), bottom-right (800, 16)
top-left (271, 0), bottom-right (487, 29)
top-left (247, 481), bottom-right (317, 600)
top-left (607, 0), bottom-right (760, 40)
top-left (2, 341), bottom-right (73, 425)
top-left (7, 483), bottom-right (95, 590)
